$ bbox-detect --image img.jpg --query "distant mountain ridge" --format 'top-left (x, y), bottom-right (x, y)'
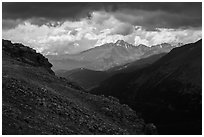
top-left (48, 40), bottom-right (180, 71)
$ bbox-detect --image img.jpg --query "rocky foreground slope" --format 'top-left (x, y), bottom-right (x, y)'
top-left (2, 39), bottom-right (154, 135)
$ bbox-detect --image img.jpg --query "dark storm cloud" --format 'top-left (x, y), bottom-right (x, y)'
top-left (2, 2), bottom-right (107, 20)
top-left (2, 19), bottom-right (24, 30)
top-left (113, 8), bottom-right (202, 29)
top-left (2, 2), bottom-right (202, 29)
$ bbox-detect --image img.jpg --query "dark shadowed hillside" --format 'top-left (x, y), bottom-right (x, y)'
top-left (2, 39), bottom-right (151, 135)
top-left (107, 53), bottom-right (166, 73)
top-left (56, 68), bottom-right (110, 90)
top-left (91, 40), bottom-right (202, 134)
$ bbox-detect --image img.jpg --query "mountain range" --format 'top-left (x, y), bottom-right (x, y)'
top-left (48, 40), bottom-right (180, 71)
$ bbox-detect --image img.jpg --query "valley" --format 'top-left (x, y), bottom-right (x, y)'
top-left (2, 38), bottom-right (202, 135)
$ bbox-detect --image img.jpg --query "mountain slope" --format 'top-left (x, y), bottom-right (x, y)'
top-left (107, 53), bottom-right (166, 73)
top-left (48, 40), bottom-right (176, 71)
top-left (2, 39), bottom-right (150, 135)
top-left (91, 40), bottom-right (202, 134)
top-left (56, 53), bottom-right (166, 90)
top-left (56, 68), bottom-right (110, 90)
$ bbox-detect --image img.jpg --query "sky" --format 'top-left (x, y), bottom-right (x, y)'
top-left (2, 2), bottom-right (202, 55)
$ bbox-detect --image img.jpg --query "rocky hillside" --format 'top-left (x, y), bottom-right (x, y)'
top-left (3, 40), bottom-right (54, 74)
top-left (48, 40), bottom-right (177, 71)
top-left (2, 39), bottom-right (153, 135)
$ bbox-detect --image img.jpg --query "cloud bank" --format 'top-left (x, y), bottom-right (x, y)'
top-left (2, 3), bottom-right (202, 55)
